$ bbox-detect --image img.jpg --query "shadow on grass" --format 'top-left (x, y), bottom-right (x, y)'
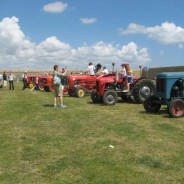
top-left (43, 104), bottom-right (54, 107)
top-left (140, 109), bottom-right (171, 118)
top-left (87, 101), bottom-right (106, 106)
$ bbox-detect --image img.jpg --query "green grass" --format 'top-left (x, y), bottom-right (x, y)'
top-left (0, 82), bottom-right (184, 184)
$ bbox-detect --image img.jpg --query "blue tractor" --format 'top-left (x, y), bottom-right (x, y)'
top-left (144, 72), bottom-right (184, 118)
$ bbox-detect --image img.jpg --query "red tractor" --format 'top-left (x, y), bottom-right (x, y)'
top-left (38, 74), bottom-right (68, 94)
top-left (67, 64), bottom-right (102, 98)
top-left (38, 75), bottom-right (54, 91)
top-left (67, 74), bottom-right (97, 97)
top-left (27, 75), bottom-right (40, 89)
top-left (91, 71), bottom-right (156, 105)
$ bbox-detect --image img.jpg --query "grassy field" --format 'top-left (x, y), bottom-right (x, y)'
top-left (0, 82), bottom-right (184, 184)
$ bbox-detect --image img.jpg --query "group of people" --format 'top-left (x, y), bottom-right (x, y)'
top-left (86, 62), bottom-right (109, 76)
top-left (120, 63), bottom-right (133, 92)
top-left (0, 71), bottom-right (29, 90)
top-left (0, 71), bottom-right (16, 90)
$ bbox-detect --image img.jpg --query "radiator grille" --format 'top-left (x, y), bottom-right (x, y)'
top-left (156, 78), bottom-right (165, 92)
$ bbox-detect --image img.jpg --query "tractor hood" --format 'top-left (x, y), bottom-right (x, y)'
top-left (96, 74), bottom-right (116, 83)
top-left (157, 72), bottom-right (184, 79)
top-left (68, 74), bottom-right (97, 81)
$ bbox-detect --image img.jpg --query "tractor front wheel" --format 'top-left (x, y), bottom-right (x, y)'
top-left (143, 95), bottom-right (161, 113)
top-left (103, 90), bottom-right (118, 105)
top-left (91, 90), bottom-right (101, 103)
top-left (28, 83), bottom-right (34, 89)
top-left (75, 87), bottom-right (85, 98)
top-left (168, 99), bottom-right (184, 118)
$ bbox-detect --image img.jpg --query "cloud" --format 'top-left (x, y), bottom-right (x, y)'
top-left (80, 18), bottom-right (97, 24)
top-left (0, 16), bottom-right (151, 70)
top-left (119, 22), bottom-right (184, 45)
top-left (43, 1), bottom-right (68, 13)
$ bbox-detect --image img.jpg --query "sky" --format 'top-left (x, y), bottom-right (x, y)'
top-left (0, 0), bottom-right (184, 70)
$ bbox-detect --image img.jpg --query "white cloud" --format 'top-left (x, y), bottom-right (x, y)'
top-left (43, 1), bottom-right (68, 13)
top-left (80, 18), bottom-right (97, 24)
top-left (119, 22), bottom-right (184, 45)
top-left (0, 16), bottom-right (151, 70)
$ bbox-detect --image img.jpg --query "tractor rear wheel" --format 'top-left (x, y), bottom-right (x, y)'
top-left (75, 87), bottom-right (85, 98)
top-left (38, 83), bottom-right (45, 91)
top-left (133, 79), bottom-right (156, 103)
top-left (103, 90), bottom-right (118, 105)
top-left (143, 95), bottom-right (161, 113)
top-left (168, 99), bottom-right (184, 118)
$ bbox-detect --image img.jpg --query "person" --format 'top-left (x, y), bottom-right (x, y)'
top-left (3, 71), bottom-right (7, 88)
top-left (127, 70), bottom-right (134, 84)
top-left (52, 65), bottom-right (67, 108)
top-left (8, 71), bottom-right (16, 90)
top-left (86, 62), bottom-right (95, 75)
top-left (119, 63), bottom-right (129, 92)
top-left (22, 71), bottom-right (28, 90)
top-left (101, 67), bottom-right (109, 75)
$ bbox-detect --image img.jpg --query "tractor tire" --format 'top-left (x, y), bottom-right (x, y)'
top-left (28, 83), bottom-right (34, 89)
top-left (143, 95), bottom-right (161, 113)
top-left (38, 83), bottom-right (45, 91)
top-left (103, 90), bottom-right (118, 105)
top-left (68, 89), bottom-right (75, 97)
top-left (121, 94), bottom-right (131, 102)
top-left (75, 87), bottom-right (85, 98)
top-left (49, 84), bottom-right (55, 92)
top-left (168, 99), bottom-right (184, 118)
top-left (91, 90), bottom-right (101, 103)
top-left (133, 79), bottom-right (156, 103)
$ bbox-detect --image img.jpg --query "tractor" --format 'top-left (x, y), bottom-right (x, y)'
top-left (143, 72), bottom-right (184, 118)
top-left (39, 74), bottom-right (68, 94)
top-left (91, 71), bottom-right (156, 105)
top-left (67, 74), bottom-right (97, 97)
top-left (27, 75), bottom-right (40, 89)
top-left (67, 63), bottom-right (102, 98)
top-left (38, 74), bottom-right (54, 92)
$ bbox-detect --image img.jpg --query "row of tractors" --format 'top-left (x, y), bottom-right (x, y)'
top-left (26, 66), bottom-right (184, 118)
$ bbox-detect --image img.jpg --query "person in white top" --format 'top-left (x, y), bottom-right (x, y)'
top-left (101, 67), bottom-right (109, 75)
top-left (8, 71), bottom-right (16, 90)
top-left (86, 62), bottom-right (95, 75)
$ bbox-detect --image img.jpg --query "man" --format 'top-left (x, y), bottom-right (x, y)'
top-left (86, 62), bottom-right (95, 75)
top-left (3, 72), bottom-right (7, 88)
top-left (101, 67), bottom-right (109, 75)
top-left (53, 65), bottom-right (68, 108)
top-left (22, 71), bottom-right (28, 90)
